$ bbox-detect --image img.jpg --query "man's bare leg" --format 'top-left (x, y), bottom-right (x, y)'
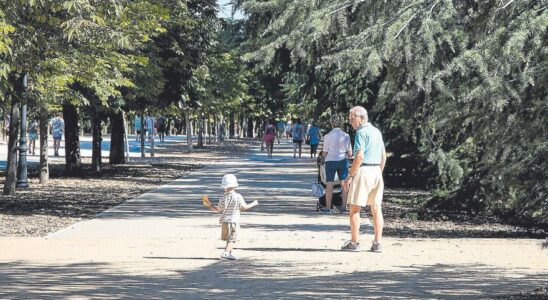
top-left (349, 204), bottom-right (361, 243)
top-left (371, 204), bottom-right (384, 243)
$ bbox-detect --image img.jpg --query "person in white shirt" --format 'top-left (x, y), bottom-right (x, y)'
top-left (321, 114), bottom-right (352, 213)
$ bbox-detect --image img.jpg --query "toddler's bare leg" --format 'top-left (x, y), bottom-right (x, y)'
top-left (225, 242), bottom-right (234, 253)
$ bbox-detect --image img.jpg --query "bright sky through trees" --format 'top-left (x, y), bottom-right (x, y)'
top-left (217, 0), bottom-right (244, 19)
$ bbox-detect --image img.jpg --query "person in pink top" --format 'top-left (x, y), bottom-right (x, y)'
top-left (263, 119), bottom-right (279, 158)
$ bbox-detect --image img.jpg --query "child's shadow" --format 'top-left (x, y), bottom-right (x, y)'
top-left (218, 247), bottom-right (340, 253)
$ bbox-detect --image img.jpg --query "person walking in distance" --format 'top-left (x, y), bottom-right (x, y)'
top-left (28, 119), bottom-right (39, 155)
top-left (284, 120), bottom-right (292, 141)
top-left (321, 114), bottom-right (352, 214)
top-left (292, 118), bottom-right (305, 158)
top-left (263, 119), bottom-right (279, 158)
top-left (145, 113), bottom-right (155, 142)
top-left (341, 106), bottom-right (387, 252)
top-left (134, 114), bottom-right (142, 141)
top-left (157, 114), bottom-right (167, 142)
top-left (306, 121), bottom-right (321, 158)
top-left (50, 112), bottom-right (64, 157)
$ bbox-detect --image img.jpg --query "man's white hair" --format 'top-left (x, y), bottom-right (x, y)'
top-left (350, 106), bottom-right (368, 120)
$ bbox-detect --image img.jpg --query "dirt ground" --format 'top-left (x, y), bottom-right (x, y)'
top-left (0, 139), bottom-right (256, 237)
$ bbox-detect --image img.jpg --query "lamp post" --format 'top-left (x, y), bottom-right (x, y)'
top-left (16, 72), bottom-right (29, 189)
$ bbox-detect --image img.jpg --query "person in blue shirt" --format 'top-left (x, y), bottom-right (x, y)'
top-left (306, 121), bottom-right (321, 158)
top-left (134, 115), bottom-right (142, 141)
top-left (50, 112), bottom-right (64, 157)
top-left (341, 106), bottom-right (387, 253)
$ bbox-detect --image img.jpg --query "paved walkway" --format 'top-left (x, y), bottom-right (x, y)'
top-left (0, 141), bottom-right (546, 299)
top-left (0, 134), bottom-right (192, 168)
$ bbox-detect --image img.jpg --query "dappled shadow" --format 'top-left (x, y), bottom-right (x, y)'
top-left (233, 247), bottom-right (339, 253)
top-left (3, 141), bottom-right (543, 239)
top-left (85, 143), bottom-right (543, 239)
top-left (0, 260), bottom-right (545, 299)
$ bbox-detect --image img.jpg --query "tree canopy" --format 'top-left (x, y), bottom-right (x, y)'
top-left (234, 0), bottom-right (547, 227)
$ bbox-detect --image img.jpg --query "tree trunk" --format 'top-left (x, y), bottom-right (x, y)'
top-left (197, 115), bottom-right (204, 148)
top-left (2, 106), bottom-right (7, 142)
top-left (140, 111), bottom-right (145, 158)
top-left (247, 117), bottom-right (254, 138)
top-left (207, 116), bottom-right (212, 143)
top-left (109, 110), bottom-right (125, 164)
top-left (229, 112), bottom-right (235, 139)
top-left (91, 111), bottom-right (102, 171)
top-left (185, 110), bottom-right (193, 151)
top-left (63, 103), bottom-right (82, 175)
top-left (254, 118), bottom-right (259, 137)
top-left (39, 109), bottom-right (49, 184)
top-left (205, 116), bottom-right (209, 144)
top-left (214, 115), bottom-right (218, 143)
top-left (239, 114), bottom-right (244, 138)
top-left (123, 111), bottom-right (129, 162)
top-left (3, 99), bottom-right (19, 195)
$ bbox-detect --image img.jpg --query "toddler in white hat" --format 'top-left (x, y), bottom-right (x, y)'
top-left (204, 174), bottom-right (258, 260)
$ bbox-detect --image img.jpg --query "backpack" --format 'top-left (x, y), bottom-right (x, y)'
top-left (157, 117), bottom-right (166, 127)
top-left (292, 124), bottom-right (303, 141)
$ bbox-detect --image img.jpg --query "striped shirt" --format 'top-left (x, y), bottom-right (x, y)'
top-left (218, 190), bottom-right (246, 223)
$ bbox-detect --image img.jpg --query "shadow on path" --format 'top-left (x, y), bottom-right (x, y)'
top-left (0, 260), bottom-right (545, 299)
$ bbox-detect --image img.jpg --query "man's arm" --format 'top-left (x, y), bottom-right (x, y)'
top-left (349, 150), bottom-right (363, 177)
top-left (380, 148), bottom-right (387, 172)
top-left (342, 150), bottom-right (363, 191)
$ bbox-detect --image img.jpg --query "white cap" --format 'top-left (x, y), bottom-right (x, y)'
top-left (221, 174), bottom-right (239, 188)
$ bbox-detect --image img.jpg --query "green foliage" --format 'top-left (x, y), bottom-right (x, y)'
top-left (1, 0), bottom-right (169, 112)
top-left (236, 0), bottom-right (548, 227)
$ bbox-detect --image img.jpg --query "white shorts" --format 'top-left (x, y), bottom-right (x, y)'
top-left (347, 166), bottom-right (384, 207)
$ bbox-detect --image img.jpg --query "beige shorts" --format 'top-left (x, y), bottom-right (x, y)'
top-left (347, 166), bottom-right (384, 207)
top-left (221, 222), bottom-right (239, 243)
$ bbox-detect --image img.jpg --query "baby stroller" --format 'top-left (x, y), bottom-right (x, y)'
top-left (315, 156), bottom-right (344, 212)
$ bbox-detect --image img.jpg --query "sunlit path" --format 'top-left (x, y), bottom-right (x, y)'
top-left (1, 142), bottom-right (546, 299)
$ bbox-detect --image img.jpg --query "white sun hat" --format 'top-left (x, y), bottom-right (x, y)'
top-left (221, 174), bottom-right (239, 188)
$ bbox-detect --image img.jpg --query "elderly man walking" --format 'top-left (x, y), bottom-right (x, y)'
top-left (341, 106), bottom-right (387, 252)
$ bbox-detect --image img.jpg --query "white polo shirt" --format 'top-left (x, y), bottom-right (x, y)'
top-left (323, 128), bottom-right (351, 161)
